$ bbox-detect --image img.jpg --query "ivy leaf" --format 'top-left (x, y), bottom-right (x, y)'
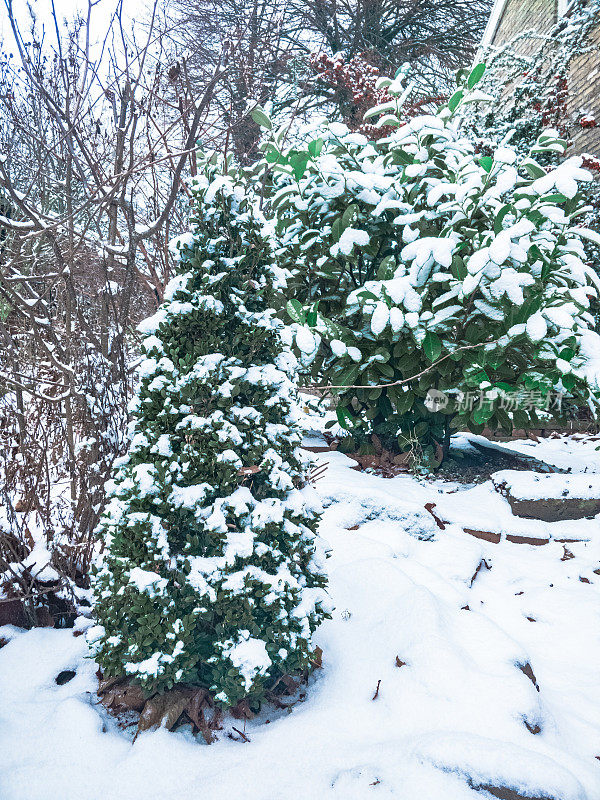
top-left (423, 331), bottom-right (442, 363)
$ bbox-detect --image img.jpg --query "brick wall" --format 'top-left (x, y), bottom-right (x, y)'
top-left (568, 23), bottom-right (600, 154)
top-left (487, 0), bottom-right (600, 155)
top-left (492, 0), bottom-right (557, 58)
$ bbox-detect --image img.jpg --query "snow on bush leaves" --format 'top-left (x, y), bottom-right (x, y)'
top-left (263, 66), bottom-right (600, 465)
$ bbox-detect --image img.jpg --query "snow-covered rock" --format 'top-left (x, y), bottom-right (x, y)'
top-left (492, 471), bottom-right (600, 521)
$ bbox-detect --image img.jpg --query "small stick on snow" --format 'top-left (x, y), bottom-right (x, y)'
top-left (424, 502), bottom-right (446, 530)
top-left (231, 726), bottom-right (251, 743)
top-left (372, 680), bottom-right (381, 700)
top-left (469, 558), bottom-right (491, 588)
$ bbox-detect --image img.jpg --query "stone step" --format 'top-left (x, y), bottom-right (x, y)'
top-left (491, 471), bottom-right (600, 522)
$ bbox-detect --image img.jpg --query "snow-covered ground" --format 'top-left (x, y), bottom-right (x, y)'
top-left (1, 428), bottom-right (599, 800)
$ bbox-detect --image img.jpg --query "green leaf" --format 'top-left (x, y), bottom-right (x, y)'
top-left (467, 62), bottom-right (486, 89)
top-left (423, 331), bottom-right (442, 363)
top-left (451, 254), bottom-right (467, 281)
top-left (478, 156), bottom-right (493, 173)
top-left (466, 419), bottom-right (485, 436)
top-left (335, 365), bottom-right (360, 387)
top-left (357, 289), bottom-right (379, 302)
top-left (376, 114), bottom-right (401, 128)
top-left (306, 301), bottom-right (319, 327)
top-left (376, 362), bottom-right (395, 378)
top-left (413, 421), bottom-right (429, 438)
top-left (494, 204), bottom-right (513, 234)
top-left (264, 144), bottom-right (283, 164)
top-left (377, 255), bottom-right (396, 280)
top-left (543, 193), bottom-right (568, 203)
top-left (364, 100), bottom-right (397, 120)
top-left (448, 89), bottom-right (464, 113)
top-left (390, 389), bottom-right (414, 414)
top-left (289, 151), bottom-right (310, 181)
top-left (251, 105), bottom-right (272, 130)
top-left (308, 138), bottom-right (323, 158)
top-left (522, 159), bottom-right (546, 179)
top-left (392, 148), bottom-right (414, 165)
top-left (487, 351), bottom-right (505, 369)
top-left (341, 203), bottom-right (359, 230)
top-left (336, 406), bottom-right (355, 430)
top-left (472, 406), bottom-right (493, 425)
top-left (495, 406), bottom-right (513, 431)
top-left (320, 315), bottom-right (344, 339)
top-left (286, 299), bottom-right (305, 324)
top-left (331, 216), bottom-right (343, 243)
top-left (512, 409), bottom-right (530, 429)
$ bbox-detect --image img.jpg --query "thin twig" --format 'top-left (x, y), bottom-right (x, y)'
top-left (231, 726), bottom-right (251, 742)
top-left (306, 339), bottom-right (501, 391)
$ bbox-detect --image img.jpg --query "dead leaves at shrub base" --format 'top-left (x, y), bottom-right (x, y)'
top-left (97, 669), bottom-right (312, 744)
top-left (98, 678), bottom-right (222, 744)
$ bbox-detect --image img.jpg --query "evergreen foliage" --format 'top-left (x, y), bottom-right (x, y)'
top-left (260, 67), bottom-right (600, 466)
top-left (458, 0), bottom-right (600, 327)
top-left (89, 156), bottom-right (330, 707)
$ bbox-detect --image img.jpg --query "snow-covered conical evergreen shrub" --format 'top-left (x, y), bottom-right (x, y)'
top-left (89, 156), bottom-right (330, 708)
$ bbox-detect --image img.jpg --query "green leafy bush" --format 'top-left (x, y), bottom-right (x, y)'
top-left (89, 156), bottom-right (330, 707)
top-left (261, 67), bottom-right (600, 465)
